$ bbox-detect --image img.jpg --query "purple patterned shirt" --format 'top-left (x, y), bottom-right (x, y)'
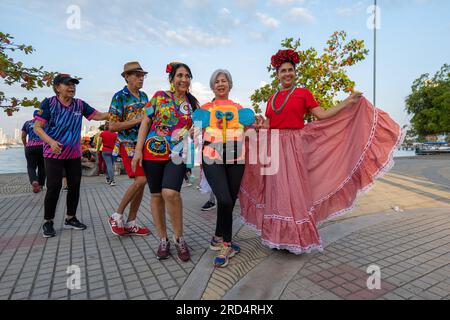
top-left (35, 96), bottom-right (97, 159)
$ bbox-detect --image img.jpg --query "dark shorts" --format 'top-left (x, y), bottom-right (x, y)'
top-left (142, 160), bottom-right (186, 193)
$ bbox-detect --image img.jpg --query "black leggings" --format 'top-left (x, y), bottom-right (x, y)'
top-left (202, 162), bottom-right (245, 243)
top-left (44, 158), bottom-right (82, 220)
top-left (25, 146), bottom-right (46, 186)
top-left (142, 160), bottom-right (186, 194)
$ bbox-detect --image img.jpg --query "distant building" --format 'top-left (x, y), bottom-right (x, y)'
top-left (0, 128), bottom-right (6, 144)
top-left (14, 128), bottom-right (21, 143)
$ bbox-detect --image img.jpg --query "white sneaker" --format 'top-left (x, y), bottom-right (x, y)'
top-left (109, 181), bottom-right (116, 186)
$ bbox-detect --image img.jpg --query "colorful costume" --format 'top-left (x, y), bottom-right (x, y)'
top-left (143, 91), bottom-right (193, 161)
top-left (239, 89), bottom-right (403, 254)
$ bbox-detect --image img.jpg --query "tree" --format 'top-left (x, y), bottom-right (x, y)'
top-left (405, 64), bottom-right (450, 136)
top-left (250, 31), bottom-right (369, 114)
top-left (403, 124), bottom-right (424, 145)
top-left (0, 32), bottom-right (57, 116)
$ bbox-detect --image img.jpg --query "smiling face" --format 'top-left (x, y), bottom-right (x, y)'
top-left (55, 82), bottom-right (76, 99)
top-left (212, 73), bottom-right (230, 100)
top-left (171, 66), bottom-right (191, 95)
top-left (277, 62), bottom-right (296, 90)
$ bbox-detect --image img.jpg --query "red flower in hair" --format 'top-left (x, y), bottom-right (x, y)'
top-left (166, 64), bottom-right (173, 74)
top-left (271, 49), bottom-right (300, 69)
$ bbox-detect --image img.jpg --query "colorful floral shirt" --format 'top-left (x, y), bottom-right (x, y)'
top-left (108, 86), bottom-right (148, 157)
top-left (143, 91), bottom-right (193, 161)
top-left (22, 119), bottom-right (44, 147)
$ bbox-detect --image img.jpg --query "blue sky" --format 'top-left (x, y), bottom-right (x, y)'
top-left (0, 0), bottom-right (449, 135)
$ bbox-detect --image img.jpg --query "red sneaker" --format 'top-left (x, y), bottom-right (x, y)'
top-left (32, 181), bottom-right (40, 193)
top-left (125, 223), bottom-right (150, 236)
top-left (108, 215), bottom-right (125, 236)
top-left (157, 239), bottom-right (171, 260)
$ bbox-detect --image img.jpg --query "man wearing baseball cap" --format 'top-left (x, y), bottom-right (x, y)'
top-left (107, 62), bottom-right (151, 236)
top-left (34, 73), bottom-right (109, 238)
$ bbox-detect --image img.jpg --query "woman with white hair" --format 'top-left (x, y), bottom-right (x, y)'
top-left (193, 69), bottom-right (255, 267)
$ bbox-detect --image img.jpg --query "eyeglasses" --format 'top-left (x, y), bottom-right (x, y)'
top-left (129, 72), bottom-right (147, 79)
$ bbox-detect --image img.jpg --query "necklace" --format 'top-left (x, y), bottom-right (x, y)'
top-left (271, 87), bottom-right (296, 114)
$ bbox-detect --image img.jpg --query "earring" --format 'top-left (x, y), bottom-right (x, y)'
top-left (186, 86), bottom-right (190, 94)
top-left (170, 83), bottom-right (176, 93)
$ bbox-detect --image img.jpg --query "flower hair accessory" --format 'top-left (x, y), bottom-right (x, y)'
top-left (166, 61), bottom-right (181, 74)
top-left (271, 49), bottom-right (300, 69)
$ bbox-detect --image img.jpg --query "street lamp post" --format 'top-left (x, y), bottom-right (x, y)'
top-left (374, 0), bottom-right (377, 107)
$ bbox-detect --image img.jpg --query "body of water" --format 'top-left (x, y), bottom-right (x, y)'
top-left (0, 147), bottom-right (27, 174)
top-left (393, 149), bottom-right (416, 158)
top-left (0, 146), bottom-right (416, 174)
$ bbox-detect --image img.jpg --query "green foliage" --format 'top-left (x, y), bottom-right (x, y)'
top-left (250, 31), bottom-right (369, 113)
top-left (0, 32), bottom-right (57, 115)
top-left (405, 64), bottom-right (450, 136)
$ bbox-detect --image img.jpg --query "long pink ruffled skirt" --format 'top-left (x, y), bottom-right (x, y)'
top-left (239, 97), bottom-right (404, 254)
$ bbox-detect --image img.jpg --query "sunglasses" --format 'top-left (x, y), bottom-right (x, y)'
top-left (158, 125), bottom-right (171, 131)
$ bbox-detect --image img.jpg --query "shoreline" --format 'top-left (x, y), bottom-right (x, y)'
top-left (0, 154), bottom-right (449, 176)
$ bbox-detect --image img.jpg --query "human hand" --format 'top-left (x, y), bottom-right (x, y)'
top-left (345, 91), bottom-right (363, 106)
top-left (50, 140), bottom-right (63, 154)
top-left (255, 115), bottom-right (265, 129)
top-left (131, 152), bottom-right (142, 172)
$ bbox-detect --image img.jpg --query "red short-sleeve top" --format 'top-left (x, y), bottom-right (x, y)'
top-left (265, 88), bottom-right (319, 129)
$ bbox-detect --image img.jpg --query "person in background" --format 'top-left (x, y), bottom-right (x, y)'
top-left (99, 121), bottom-right (118, 186)
top-left (94, 125), bottom-right (106, 175)
top-left (22, 109), bottom-right (46, 193)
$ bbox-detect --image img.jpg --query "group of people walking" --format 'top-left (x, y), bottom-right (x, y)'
top-left (23, 49), bottom-right (402, 268)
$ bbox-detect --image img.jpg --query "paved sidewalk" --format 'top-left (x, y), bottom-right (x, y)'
top-left (0, 156), bottom-right (449, 300)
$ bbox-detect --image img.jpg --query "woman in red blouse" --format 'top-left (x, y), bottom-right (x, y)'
top-left (240, 49), bottom-right (403, 254)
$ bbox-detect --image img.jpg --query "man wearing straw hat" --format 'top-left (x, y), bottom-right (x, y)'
top-left (107, 62), bottom-right (151, 236)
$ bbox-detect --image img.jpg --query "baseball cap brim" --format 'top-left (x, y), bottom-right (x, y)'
top-left (60, 77), bottom-right (80, 85)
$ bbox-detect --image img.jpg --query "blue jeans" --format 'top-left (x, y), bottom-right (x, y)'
top-left (102, 151), bottom-right (115, 181)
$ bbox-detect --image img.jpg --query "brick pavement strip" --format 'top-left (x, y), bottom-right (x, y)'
top-left (0, 173), bottom-right (220, 300)
top-left (1, 168), bottom-right (450, 300)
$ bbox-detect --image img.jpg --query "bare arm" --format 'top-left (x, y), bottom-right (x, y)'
top-left (311, 92), bottom-right (362, 120)
top-left (21, 131), bottom-right (27, 147)
top-left (91, 111), bottom-right (109, 121)
top-left (109, 117), bottom-right (143, 133)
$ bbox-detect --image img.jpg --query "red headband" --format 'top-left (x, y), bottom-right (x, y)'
top-left (271, 49), bottom-right (300, 69)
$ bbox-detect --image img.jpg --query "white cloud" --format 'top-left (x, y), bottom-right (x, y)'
top-left (256, 12), bottom-right (280, 28)
top-left (336, 2), bottom-right (365, 17)
top-left (219, 7), bottom-right (241, 27)
top-left (286, 7), bottom-right (316, 24)
top-left (190, 81), bottom-right (214, 105)
top-left (182, 0), bottom-right (212, 8)
top-left (248, 31), bottom-right (266, 41)
top-left (270, 0), bottom-right (303, 4)
top-left (165, 27), bottom-right (231, 47)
